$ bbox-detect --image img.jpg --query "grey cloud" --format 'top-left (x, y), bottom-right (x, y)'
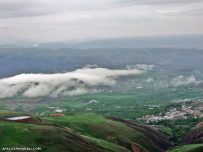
top-left (1, 0), bottom-right (202, 18)
top-left (0, 1), bottom-right (49, 18)
top-left (121, 0), bottom-right (203, 5)
top-left (0, 0), bottom-right (202, 42)
top-left (0, 0), bottom-right (118, 18)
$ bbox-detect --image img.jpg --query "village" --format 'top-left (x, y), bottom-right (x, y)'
top-left (138, 100), bottom-right (203, 123)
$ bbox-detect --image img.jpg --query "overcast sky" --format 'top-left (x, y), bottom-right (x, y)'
top-left (0, 0), bottom-right (203, 43)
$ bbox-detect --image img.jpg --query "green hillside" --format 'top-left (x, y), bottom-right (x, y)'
top-left (0, 116), bottom-right (129, 152)
top-left (41, 114), bottom-right (173, 151)
top-left (0, 110), bottom-right (173, 152)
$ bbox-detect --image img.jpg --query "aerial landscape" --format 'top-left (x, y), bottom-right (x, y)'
top-left (0, 0), bottom-right (203, 152)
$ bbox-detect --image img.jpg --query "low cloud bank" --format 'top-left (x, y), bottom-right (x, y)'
top-left (171, 75), bottom-right (196, 87)
top-left (145, 75), bottom-right (197, 88)
top-left (146, 77), bottom-right (154, 82)
top-left (0, 65), bottom-right (152, 98)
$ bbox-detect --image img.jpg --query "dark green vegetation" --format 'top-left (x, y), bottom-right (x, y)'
top-left (151, 116), bottom-right (203, 144)
top-left (0, 110), bottom-right (172, 152)
top-left (182, 125), bottom-right (203, 144)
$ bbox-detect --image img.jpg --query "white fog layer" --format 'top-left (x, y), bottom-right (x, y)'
top-left (0, 65), bottom-right (152, 98)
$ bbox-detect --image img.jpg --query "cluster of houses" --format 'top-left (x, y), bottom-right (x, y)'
top-left (48, 107), bottom-right (67, 113)
top-left (138, 102), bottom-right (203, 123)
top-left (34, 106), bottom-right (67, 116)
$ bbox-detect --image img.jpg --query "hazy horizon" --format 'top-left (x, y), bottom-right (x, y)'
top-left (1, 0), bottom-right (203, 43)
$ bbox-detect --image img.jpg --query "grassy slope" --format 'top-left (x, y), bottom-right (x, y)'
top-left (0, 121), bottom-right (129, 152)
top-left (0, 110), bottom-right (173, 152)
top-left (42, 114), bottom-right (172, 152)
top-left (169, 144), bottom-right (203, 152)
top-left (0, 110), bottom-right (131, 152)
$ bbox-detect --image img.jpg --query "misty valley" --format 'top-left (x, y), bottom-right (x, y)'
top-left (1, 0), bottom-right (203, 151)
top-left (0, 47), bottom-right (203, 152)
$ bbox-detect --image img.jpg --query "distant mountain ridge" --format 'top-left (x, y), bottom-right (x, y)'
top-left (0, 47), bottom-right (203, 78)
top-left (1, 34), bottom-right (203, 49)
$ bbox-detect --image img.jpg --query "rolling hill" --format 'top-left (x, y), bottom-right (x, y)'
top-left (0, 110), bottom-right (173, 152)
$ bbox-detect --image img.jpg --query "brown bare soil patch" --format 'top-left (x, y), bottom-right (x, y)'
top-left (106, 136), bottom-right (118, 144)
top-left (196, 121), bottom-right (203, 128)
top-left (49, 113), bottom-right (65, 117)
top-left (131, 144), bottom-right (141, 152)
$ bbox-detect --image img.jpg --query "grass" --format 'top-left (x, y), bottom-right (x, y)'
top-left (169, 144), bottom-right (203, 152)
top-left (42, 114), bottom-right (167, 152)
top-left (0, 113), bottom-right (135, 152)
top-left (0, 110), bottom-right (24, 117)
top-left (0, 108), bottom-right (174, 152)
top-left (0, 119), bottom-right (131, 152)
top-left (42, 114), bottom-right (131, 138)
top-left (82, 135), bottom-right (130, 152)
top-left (0, 121), bottom-right (47, 150)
